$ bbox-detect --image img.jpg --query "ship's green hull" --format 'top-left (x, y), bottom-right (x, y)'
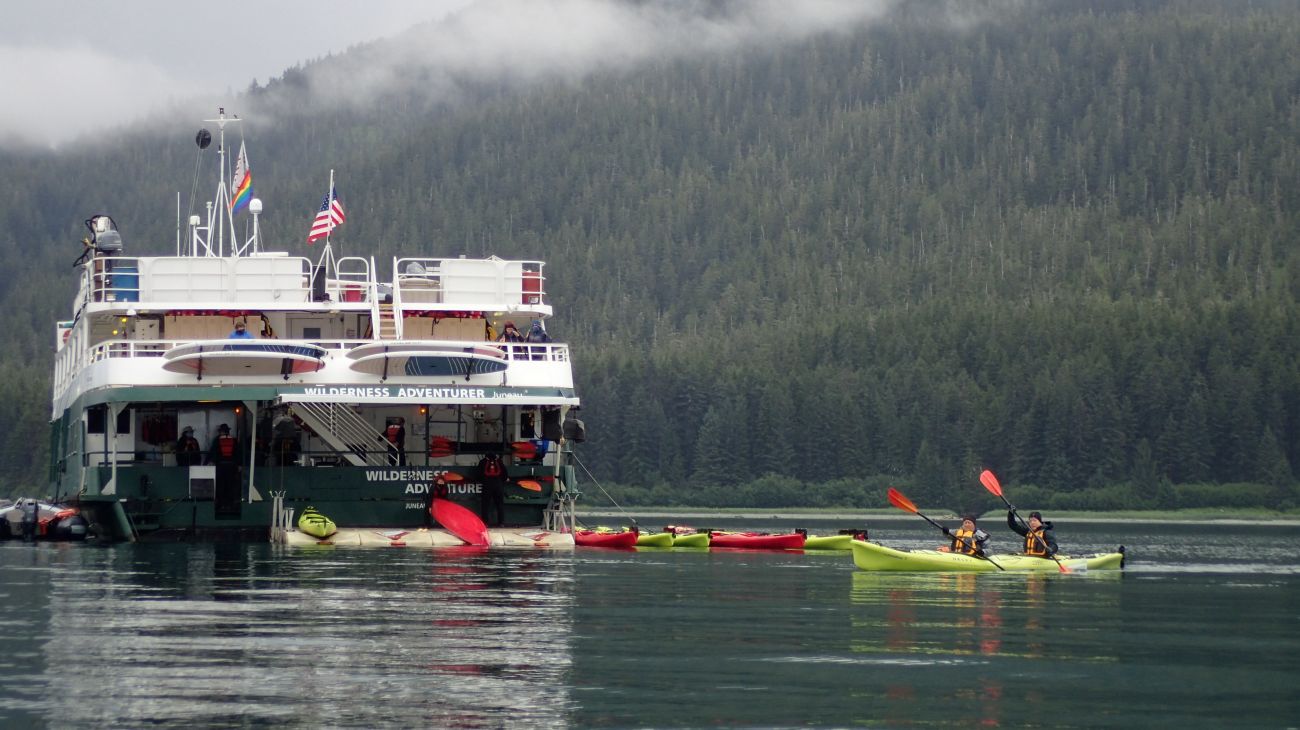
top-left (62, 463), bottom-right (560, 542)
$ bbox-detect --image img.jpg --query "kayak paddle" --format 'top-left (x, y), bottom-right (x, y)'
top-left (886, 488), bottom-right (1004, 570)
top-left (979, 469), bottom-right (1069, 573)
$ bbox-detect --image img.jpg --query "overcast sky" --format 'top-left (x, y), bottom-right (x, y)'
top-left (0, 0), bottom-right (476, 147)
top-left (0, 0), bottom-right (898, 149)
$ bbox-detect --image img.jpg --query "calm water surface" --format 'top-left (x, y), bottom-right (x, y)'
top-left (1, 520), bottom-right (1297, 728)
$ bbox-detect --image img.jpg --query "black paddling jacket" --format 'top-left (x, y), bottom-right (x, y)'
top-left (1007, 511), bottom-right (1058, 556)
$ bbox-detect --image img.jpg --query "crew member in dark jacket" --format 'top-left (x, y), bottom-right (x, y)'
top-left (477, 453), bottom-right (507, 527)
top-left (175, 426), bottom-right (202, 466)
top-left (1008, 510), bottom-right (1058, 557)
top-left (939, 515), bottom-right (989, 555)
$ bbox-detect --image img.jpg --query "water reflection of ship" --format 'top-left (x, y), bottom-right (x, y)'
top-left (39, 545), bottom-right (576, 726)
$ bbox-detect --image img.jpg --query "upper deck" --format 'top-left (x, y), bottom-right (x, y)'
top-left (75, 254), bottom-right (551, 316)
top-left (54, 253), bottom-right (574, 414)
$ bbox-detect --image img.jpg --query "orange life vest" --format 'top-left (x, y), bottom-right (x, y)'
top-left (385, 424), bottom-right (402, 444)
top-left (951, 527), bottom-right (980, 555)
top-left (484, 457), bottom-right (503, 477)
top-left (429, 436), bottom-right (453, 457)
top-left (217, 435), bottom-right (236, 459)
top-left (1024, 528), bottom-right (1049, 556)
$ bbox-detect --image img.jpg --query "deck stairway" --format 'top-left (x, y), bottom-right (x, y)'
top-left (376, 303), bottom-right (400, 340)
top-left (290, 402), bottom-right (392, 467)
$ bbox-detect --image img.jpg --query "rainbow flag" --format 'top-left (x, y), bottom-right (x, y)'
top-left (230, 141), bottom-right (253, 214)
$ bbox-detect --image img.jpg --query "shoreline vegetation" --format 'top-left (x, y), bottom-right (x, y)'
top-left (576, 507), bottom-right (1300, 526)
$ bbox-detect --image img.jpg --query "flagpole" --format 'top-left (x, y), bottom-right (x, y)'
top-left (315, 169), bottom-right (338, 288)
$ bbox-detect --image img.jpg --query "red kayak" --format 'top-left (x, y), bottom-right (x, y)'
top-left (709, 531), bottom-right (806, 550)
top-left (431, 498), bottom-right (491, 546)
top-left (574, 529), bottom-right (638, 548)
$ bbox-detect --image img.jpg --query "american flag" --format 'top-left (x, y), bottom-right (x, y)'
top-left (307, 187), bottom-right (346, 243)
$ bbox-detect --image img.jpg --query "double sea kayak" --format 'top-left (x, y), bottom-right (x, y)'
top-left (851, 540), bottom-right (1125, 572)
top-left (297, 507), bottom-right (337, 539)
top-left (635, 531), bottom-right (674, 548)
top-left (803, 534), bottom-right (853, 551)
top-left (575, 529), bottom-right (638, 548)
top-left (671, 531), bottom-right (710, 548)
top-left (709, 531), bottom-right (806, 550)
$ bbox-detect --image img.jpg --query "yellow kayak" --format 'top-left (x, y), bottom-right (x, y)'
top-left (851, 540), bottom-right (1125, 572)
top-left (803, 534), bottom-right (853, 550)
top-left (635, 531), bottom-right (674, 547)
top-left (297, 507), bottom-right (337, 539)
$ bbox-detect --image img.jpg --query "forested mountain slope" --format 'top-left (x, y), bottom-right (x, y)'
top-left (2, 0), bottom-right (1297, 511)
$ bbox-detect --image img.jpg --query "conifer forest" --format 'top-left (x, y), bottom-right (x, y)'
top-left (2, 0), bottom-right (1297, 513)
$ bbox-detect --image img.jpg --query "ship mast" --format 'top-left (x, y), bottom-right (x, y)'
top-left (188, 108), bottom-right (261, 258)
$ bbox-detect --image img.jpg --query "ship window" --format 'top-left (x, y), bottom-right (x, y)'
top-left (87, 405), bottom-right (106, 434)
top-left (117, 408), bottom-right (132, 434)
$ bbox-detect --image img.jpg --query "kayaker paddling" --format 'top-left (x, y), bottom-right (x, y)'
top-left (938, 515), bottom-right (989, 556)
top-left (886, 488), bottom-right (1005, 570)
top-left (1007, 510), bottom-right (1058, 558)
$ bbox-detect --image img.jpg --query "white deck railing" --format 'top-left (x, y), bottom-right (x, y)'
top-left (78, 255), bottom-right (548, 311)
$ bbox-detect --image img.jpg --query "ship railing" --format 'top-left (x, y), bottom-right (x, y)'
top-left (495, 342), bottom-right (570, 363)
top-left (393, 257), bottom-right (546, 308)
top-left (84, 255), bottom-right (316, 305)
top-left (85, 256), bottom-right (142, 304)
top-left (80, 338), bottom-right (569, 365)
top-left (329, 256), bottom-right (373, 303)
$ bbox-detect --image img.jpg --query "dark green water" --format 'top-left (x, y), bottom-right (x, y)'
top-left (1, 520), bottom-right (1297, 728)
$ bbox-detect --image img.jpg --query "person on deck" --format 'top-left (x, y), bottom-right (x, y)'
top-left (271, 409), bottom-right (302, 466)
top-left (175, 426), bottom-right (201, 467)
top-left (497, 321), bottom-right (524, 342)
top-left (938, 515), bottom-right (989, 555)
top-left (384, 418), bottom-right (406, 466)
top-left (228, 321), bottom-right (255, 339)
top-left (208, 423), bottom-right (240, 465)
top-left (526, 320), bottom-right (551, 343)
top-left (477, 452), bottom-right (507, 527)
top-left (1008, 510), bottom-right (1058, 557)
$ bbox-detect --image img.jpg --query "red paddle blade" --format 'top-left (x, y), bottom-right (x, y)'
top-left (979, 469), bottom-right (1003, 497)
top-left (441, 472), bottom-right (465, 482)
top-left (1058, 562), bottom-right (1071, 574)
top-left (886, 487), bottom-right (918, 514)
top-left (516, 480), bottom-right (542, 492)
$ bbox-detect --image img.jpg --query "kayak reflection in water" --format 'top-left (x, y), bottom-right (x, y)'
top-left (938, 515), bottom-right (990, 555)
top-left (1008, 510), bottom-right (1058, 556)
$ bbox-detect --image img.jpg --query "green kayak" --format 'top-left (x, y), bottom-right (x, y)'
top-left (297, 507), bottom-right (337, 540)
top-left (671, 531), bottom-right (710, 548)
top-left (851, 540), bottom-right (1124, 572)
top-left (803, 534), bottom-right (853, 550)
top-left (635, 531), bottom-right (674, 548)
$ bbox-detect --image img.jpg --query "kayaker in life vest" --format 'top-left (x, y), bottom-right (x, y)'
top-left (208, 423), bottom-right (240, 464)
top-left (1008, 510), bottom-right (1058, 557)
top-left (939, 515), bottom-right (989, 555)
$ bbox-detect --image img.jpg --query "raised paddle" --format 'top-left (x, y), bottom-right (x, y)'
top-left (886, 488), bottom-right (1004, 570)
top-left (979, 469), bottom-right (1069, 574)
